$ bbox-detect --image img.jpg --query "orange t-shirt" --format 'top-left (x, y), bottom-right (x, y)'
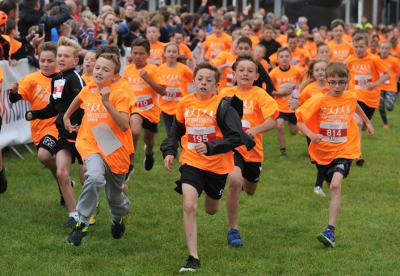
top-left (259, 58), bottom-right (269, 73)
top-left (203, 32), bottom-right (232, 62)
top-left (81, 74), bottom-right (93, 85)
top-left (379, 55), bottom-right (400, 92)
top-left (296, 91), bottom-right (360, 165)
top-left (18, 71), bottom-right (58, 145)
top-left (124, 63), bottom-right (167, 123)
top-left (178, 42), bottom-right (194, 60)
top-left (158, 62), bottom-right (193, 115)
top-left (220, 86), bottom-right (279, 162)
top-left (275, 34), bottom-right (287, 46)
top-left (76, 85), bottom-right (134, 174)
top-left (249, 35), bottom-right (260, 49)
top-left (213, 51), bottom-right (237, 92)
top-left (342, 33), bottom-right (353, 43)
top-left (176, 93), bottom-right (234, 174)
top-left (390, 45), bottom-right (400, 58)
top-left (290, 47), bottom-right (311, 68)
top-left (328, 40), bottom-right (354, 62)
top-left (147, 41), bottom-right (166, 67)
top-left (298, 82), bottom-right (326, 106)
top-left (2, 35), bottom-right (22, 55)
top-left (0, 67), bottom-right (3, 83)
top-left (269, 65), bottom-right (305, 113)
top-left (346, 53), bottom-right (389, 108)
top-left (366, 48), bottom-right (379, 56)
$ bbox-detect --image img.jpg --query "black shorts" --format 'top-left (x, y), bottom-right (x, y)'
top-left (175, 164), bottom-right (227, 200)
top-left (357, 101), bottom-right (375, 120)
top-left (36, 135), bottom-right (57, 155)
top-left (277, 112), bottom-right (297, 125)
top-left (233, 150), bottom-right (262, 183)
top-left (316, 158), bottom-right (353, 183)
top-left (53, 138), bottom-right (83, 165)
top-left (132, 113), bottom-right (159, 133)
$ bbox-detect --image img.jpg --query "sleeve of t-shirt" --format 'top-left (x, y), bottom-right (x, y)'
top-left (150, 67), bottom-right (167, 86)
top-left (175, 98), bottom-right (185, 124)
top-left (259, 93), bottom-right (279, 119)
top-left (212, 52), bottom-right (226, 66)
top-left (296, 95), bottom-right (321, 123)
top-left (374, 58), bottom-right (389, 75)
top-left (17, 76), bottom-right (32, 102)
top-left (393, 61), bottom-right (400, 75)
top-left (184, 66), bottom-right (194, 83)
top-left (113, 89), bottom-right (130, 114)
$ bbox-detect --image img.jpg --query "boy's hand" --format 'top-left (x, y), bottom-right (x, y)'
top-left (310, 133), bottom-right (323, 144)
top-left (9, 82), bottom-right (18, 93)
top-left (100, 86), bottom-right (111, 103)
top-left (164, 155), bottom-right (175, 172)
top-left (288, 98), bottom-right (298, 110)
top-left (63, 116), bottom-right (80, 133)
top-left (366, 122), bottom-right (374, 136)
top-left (194, 143), bottom-right (207, 154)
top-left (139, 69), bottom-right (149, 80)
top-left (366, 82), bottom-right (376, 90)
top-left (246, 128), bottom-right (258, 139)
top-left (26, 111), bottom-right (33, 121)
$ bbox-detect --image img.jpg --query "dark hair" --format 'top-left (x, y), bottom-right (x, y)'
top-left (287, 32), bottom-right (298, 41)
top-left (237, 36), bottom-right (252, 48)
top-left (23, 0), bottom-right (39, 9)
top-left (0, 0), bottom-right (17, 15)
top-left (232, 55), bottom-right (259, 73)
top-left (193, 62), bottom-right (221, 84)
top-left (183, 15), bottom-right (193, 25)
top-left (95, 44), bottom-right (120, 59)
top-left (98, 53), bottom-right (121, 73)
top-left (38, 41), bottom-right (58, 57)
top-left (131, 37), bottom-right (150, 53)
top-left (127, 21), bottom-right (140, 32)
top-left (5, 19), bottom-right (16, 35)
top-left (161, 11), bottom-right (170, 23)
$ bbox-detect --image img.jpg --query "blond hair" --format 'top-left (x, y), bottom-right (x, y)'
top-left (299, 58), bottom-right (328, 92)
top-left (57, 36), bottom-right (81, 58)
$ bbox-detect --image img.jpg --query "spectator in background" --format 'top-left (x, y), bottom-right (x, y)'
top-left (0, 0), bottom-right (19, 22)
top-left (259, 24), bottom-right (281, 64)
top-left (125, 4), bottom-right (136, 24)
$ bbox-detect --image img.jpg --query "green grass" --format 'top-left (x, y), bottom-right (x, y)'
top-left (1, 101), bottom-right (400, 275)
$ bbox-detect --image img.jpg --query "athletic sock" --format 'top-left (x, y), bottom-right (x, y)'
top-left (280, 147), bottom-right (286, 154)
top-left (69, 212), bottom-right (79, 221)
top-left (327, 225), bottom-right (335, 233)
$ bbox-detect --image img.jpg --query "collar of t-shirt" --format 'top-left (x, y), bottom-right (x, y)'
top-left (279, 65), bottom-right (291, 72)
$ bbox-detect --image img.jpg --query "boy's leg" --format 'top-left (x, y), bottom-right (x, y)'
top-left (226, 166), bottom-right (243, 230)
top-left (56, 149), bottom-right (76, 214)
top-left (327, 172), bottom-right (343, 227)
top-left (143, 128), bottom-right (156, 170)
top-left (129, 113), bottom-right (143, 165)
top-left (379, 90), bottom-right (388, 126)
top-left (289, 122), bottom-right (297, 135)
top-left (276, 118), bottom-right (286, 157)
top-left (182, 183), bottom-right (199, 259)
top-left (162, 112), bottom-right (174, 136)
top-left (385, 91), bottom-right (396, 112)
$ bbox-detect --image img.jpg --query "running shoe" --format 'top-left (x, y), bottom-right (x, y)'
top-left (227, 228), bottom-right (243, 247)
top-left (111, 217), bottom-right (125, 239)
top-left (314, 186), bottom-right (326, 197)
top-left (383, 124), bottom-right (389, 129)
top-left (317, 229), bottom-right (335, 248)
top-left (124, 165), bottom-right (134, 181)
top-left (67, 222), bottom-right (89, 246)
top-left (356, 155), bottom-right (364, 167)
top-left (143, 145), bottom-right (155, 171)
top-left (61, 217), bottom-right (78, 229)
top-left (179, 255), bottom-right (201, 273)
top-left (0, 164), bottom-right (7, 194)
top-left (280, 153), bottom-right (287, 159)
top-left (89, 204), bottom-right (100, 225)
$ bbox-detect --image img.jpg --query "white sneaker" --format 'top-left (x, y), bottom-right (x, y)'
top-left (314, 186), bottom-right (326, 197)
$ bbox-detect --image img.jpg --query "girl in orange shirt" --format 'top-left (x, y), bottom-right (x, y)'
top-left (159, 43), bottom-right (193, 135)
top-left (64, 53), bottom-right (133, 246)
top-left (81, 50), bottom-right (96, 84)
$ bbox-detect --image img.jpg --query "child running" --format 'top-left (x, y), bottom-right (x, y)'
top-left (26, 37), bottom-right (85, 229)
top-left (160, 62), bottom-right (254, 272)
top-left (296, 62), bottom-right (374, 248)
top-left (158, 42), bottom-right (193, 135)
top-left (64, 53), bottom-right (133, 246)
top-left (81, 50), bottom-right (96, 84)
top-left (8, 42), bottom-right (70, 205)
top-left (220, 55), bottom-right (279, 247)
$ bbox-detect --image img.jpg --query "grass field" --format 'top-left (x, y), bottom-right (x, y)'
top-left (0, 101), bottom-right (399, 276)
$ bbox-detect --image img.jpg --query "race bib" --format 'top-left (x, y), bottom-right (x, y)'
top-left (354, 75), bottom-right (372, 89)
top-left (379, 73), bottom-right (390, 84)
top-left (163, 87), bottom-right (182, 101)
top-left (226, 73), bottom-right (234, 86)
top-left (279, 83), bottom-right (296, 99)
top-left (53, 79), bottom-right (66, 99)
top-left (319, 122), bottom-right (348, 143)
top-left (211, 51), bottom-right (220, 60)
top-left (134, 94), bottom-right (154, 111)
top-left (187, 126), bottom-right (216, 149)
top-left (241, 120), bottom-right (251, 131)
top-left (291, 57), bottom-right (300, 66)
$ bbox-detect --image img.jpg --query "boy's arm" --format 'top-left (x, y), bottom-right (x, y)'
top-left (8, 82), bottom-right (22, 103)
top-left (63, 95), bottom-right (83, 133)
top-left (297, 121), bottom-right (323, 144)
top-left (140, 69), bottom-right (166, 95)
top-left (258, 64), bottom-right (275, 95)
top-left (355, 104), bottom-right (374, 136)
top-left (160, 116), bottom-right (186, 158)
top-left (101, 87), bottom-right (129, 131)
top-left (368, 70), bottom-right (390, 90)
top-left (26, 98), bottom-right (58, 121)
top-left (246, 116), bottom-right (275, 139)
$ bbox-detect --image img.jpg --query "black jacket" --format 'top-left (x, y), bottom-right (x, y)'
top-left (160, 95), bottom-right (255, 158)
top-left (27, 69), bottom-right (85, 140)
top-left (259, 38), bottom-right (281, 63)
top-left (18, 0), bottom-right (70, 42)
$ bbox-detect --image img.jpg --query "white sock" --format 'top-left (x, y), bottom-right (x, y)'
top-left (69, 212), bottom-right (79, 221)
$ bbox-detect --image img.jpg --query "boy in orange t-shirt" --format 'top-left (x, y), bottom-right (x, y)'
top-left (64, 53), bottom-right (133, 246)
top-left (347, 32), bottom-right (389, 166)
top-left (171, 30), bottom-right (196, 69)
top-left (296, 62), bottom-right (374, 248)
top-left (124, 38), bottom-right (166, 172)
top-left (378, 41), bottom-right (400, 128)
top-left (8, 42), bottom-right (63, 204)
top-left (146, 23), bottom-right (165, 67)
top-left (220, 56), bottom-right (278, 247)
top-left (269, 47), bottom-right (305, 158)
top-left (203, 17), bottom-right (231, 62)
top-left (328, 19), bottom-right (354, 63)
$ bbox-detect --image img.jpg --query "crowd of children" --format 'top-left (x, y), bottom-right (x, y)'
top-left (1, 2), bottom-right (400, 273)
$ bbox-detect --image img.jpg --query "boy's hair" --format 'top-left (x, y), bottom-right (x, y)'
top-left (95, 44), bottom-right (120, 59)
top-left (147, 21), bottom-right (160, 31)
top-left (57, 36), bottom-right (81, 58)
top-left (212, 17), bottom-right (224, 27)
top-left (255, 43), bottom-right (267, 55)
top-left (38, 41), bottom-right (58, 58)
top-left (58, 23), bottom-right (71, 36)
top-left (98, 53), bottom-right (121, 73)
top-left (173, 29), bottom-right (184, 36)
top-left (379, 40), bottom-right (391, 48)
top-left (131, 37), bottom-right (150, 53)
top-left (263, 24), bottom-right (273, 31)
top-left (5, 19), bottom-right (16, 35)
top-left (298, 34), bottom-right (306, 40)
top-left (164, 42), bottom-right (179, 52)
top-left (193, 62), bottom-right (221, 84)
top-left (316, 42), bottom-right (328, 50)
top-left (23, 0), bottom-right (38, 9)
top-left (325, 61), bottom-right (349, 79)
top-left (352, 32), bottom-right (368, 46)
top-left (287, 32), bottom-right (298, 41)
top-left (370, 39), bottom-right (379, 46)
top-left (319, 25), bottom-right (328, 32)
top-left (81, 11), bottom-right (93, 20)
top-left (284, 24), bottom-right (295, 33)
top-left (50, 6), bottom-right (60, 16)
top-left (389, 36), bottom-right (398, 47)
top-left (331, 19), bottom-right (345, 30)
top-left (277, 46), bottom-right (291, 56)
top-left (241, 20), bottom-right (253, 30)
top-left (231, 30), bottom-right (244, 43)
top-left (128, 21), bottom-right (140, 32)
top-left (232, 55), bottom-right (259, 73)
top-left (237, 36), bottom-right (252, 48)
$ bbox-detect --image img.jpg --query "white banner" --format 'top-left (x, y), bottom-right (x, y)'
top-left (0, 59), bottom-right (38, 149)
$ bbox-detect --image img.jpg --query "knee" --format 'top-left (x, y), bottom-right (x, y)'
top-left (183, 200), bottom-right (197, 215)
top-left (244, 188), bottom-right (256, 196)
top-left (276, 124), bottom-right (284, 132)
top-left (290, 129), bottom-right (297, 135)
top-left (228, 176), bottom-right (243, 192)
top-left (84, 170), bottom-right (105, 186)
top-left (387, 106), bottom-right (394, 112)
top-left (329, 181), bottom-right (341, 194)
top-left (131, 128), bottom-right (141, 140)
top-left (37, 152), bottom-right (51, 165)
top-left (205, 206), bottom-right (218, 215)
top-left (56, 169), bottom-right (70, 185)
